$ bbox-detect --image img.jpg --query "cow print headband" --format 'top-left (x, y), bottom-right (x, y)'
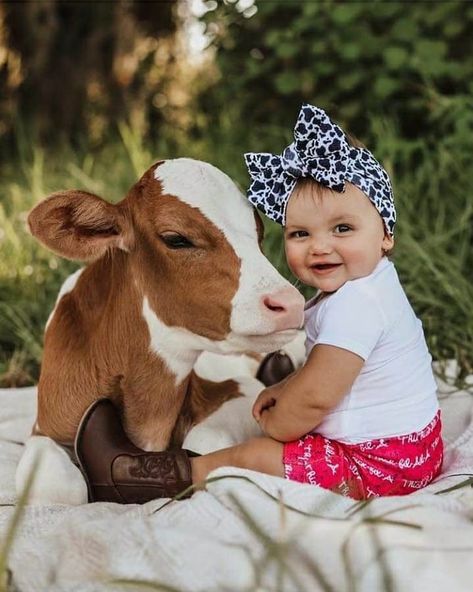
top-left (244, 104), bottom-right (396, 236)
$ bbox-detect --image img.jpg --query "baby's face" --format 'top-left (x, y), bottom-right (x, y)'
top-left (284, 182), bottom-right (394, 292)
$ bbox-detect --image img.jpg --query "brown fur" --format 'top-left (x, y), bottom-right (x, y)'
top-left (169, 373), bottom-right (241, 448)
top-left (30, 162), bottom-right (247, 450)
top-left (128, 168), bottom-right (240, 339)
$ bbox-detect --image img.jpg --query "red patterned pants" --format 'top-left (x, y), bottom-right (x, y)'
top-left (283, 411), bottom-right (443, 499)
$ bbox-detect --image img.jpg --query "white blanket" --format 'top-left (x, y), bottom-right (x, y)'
top-left (1, 372), bottom-right (473, 592)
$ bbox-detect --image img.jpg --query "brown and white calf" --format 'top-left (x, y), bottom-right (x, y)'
top-left (16, 158), bottom-right (305, 504)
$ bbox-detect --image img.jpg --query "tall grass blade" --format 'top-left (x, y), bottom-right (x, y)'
top-left (0, 458), bottom-right (39, 592)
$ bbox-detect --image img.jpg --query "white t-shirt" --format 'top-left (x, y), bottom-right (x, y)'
top-left (304, 257), bottom-right (439, 444)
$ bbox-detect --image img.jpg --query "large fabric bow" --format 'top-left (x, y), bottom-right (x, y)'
top-left (245, 104), bottom-right (351, 225)
top-left (244, 103), bottom-right (396, 236)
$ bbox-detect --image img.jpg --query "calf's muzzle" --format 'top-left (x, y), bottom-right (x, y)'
top-left (261, 287), bottom-right (305, 332)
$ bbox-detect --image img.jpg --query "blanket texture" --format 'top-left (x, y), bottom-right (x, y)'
top-left (1, 370), bottom-right (473, 592)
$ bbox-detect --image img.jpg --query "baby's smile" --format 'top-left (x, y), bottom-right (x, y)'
top-left (309, 262), bottom-right (343, 275)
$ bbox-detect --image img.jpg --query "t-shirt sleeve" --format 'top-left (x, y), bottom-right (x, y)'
top-left (313, 285), bottom-right (385, 361)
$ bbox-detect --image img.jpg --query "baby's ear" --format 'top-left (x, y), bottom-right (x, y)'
top-left (382, 233), bottom-right (394, 253)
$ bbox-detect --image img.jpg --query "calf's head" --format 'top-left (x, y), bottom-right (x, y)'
top-left (28, 159), bottom-right (304, 358)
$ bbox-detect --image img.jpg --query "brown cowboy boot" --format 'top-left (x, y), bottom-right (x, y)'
top-left (74, 398), bottom-right (195, 504)
top-left (256, 350), bottom-right (295, 387)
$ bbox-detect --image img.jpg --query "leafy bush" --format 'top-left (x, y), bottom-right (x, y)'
top-left (196, 0), bottom-right (473, 142)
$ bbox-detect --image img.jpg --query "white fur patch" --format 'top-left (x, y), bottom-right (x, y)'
top-left (182, 388), bottom-right (263, 454)
top-left (45, 268), bottom-right (84, 331)
top-left (280, 330), bottom-right (307, 369)
top-left (142, 296), bottom-right (202, 384)
top-left (194, 351), bottom-right (260, 382)
top-left (143, 297), bottom-right (300, 385)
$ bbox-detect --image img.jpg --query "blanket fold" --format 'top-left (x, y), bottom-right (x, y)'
top-left (1, 377), bottom-right (473, 592)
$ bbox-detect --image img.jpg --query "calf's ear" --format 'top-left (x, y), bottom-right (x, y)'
top-left (27, 190), bottom-right (133, 262)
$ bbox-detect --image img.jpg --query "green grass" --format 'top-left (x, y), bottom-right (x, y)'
top-left (0, 111), bottom-right (472, 389)
top-left (0, 455), bottom-right (38, 592)
top-left (0, 127), bottom-right (168, 386)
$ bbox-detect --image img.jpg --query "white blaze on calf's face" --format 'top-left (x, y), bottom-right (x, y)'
top-left (153, 159), bottom-right (303, 352)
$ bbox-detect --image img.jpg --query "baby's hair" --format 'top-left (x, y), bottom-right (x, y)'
top-left (346, 133), bottom-right (365, 149)
top-left (291, 177), bottom-right (326, 202)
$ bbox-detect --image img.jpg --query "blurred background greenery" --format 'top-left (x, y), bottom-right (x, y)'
top-left (0, 0), bottom-right (472, 387)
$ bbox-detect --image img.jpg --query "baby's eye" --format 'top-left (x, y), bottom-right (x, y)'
top-left (288, 230), bottom-right (309, 239)
top-left (334, 224), bottom-right (352, 234)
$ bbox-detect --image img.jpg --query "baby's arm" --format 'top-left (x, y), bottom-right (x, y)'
top-left (257, 344), bottom-right (364, 442)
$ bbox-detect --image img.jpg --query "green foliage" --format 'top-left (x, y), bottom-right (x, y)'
top-left (1, 99), bottom-right (472, 388)
top-left (373, 107), bottom-right (473, 382)
top-left (1, 1), bottom-right (473, 388)
top-left (197, 0), bottom-right (473, 142)
top-left (0, 127), bottom-right (172, 386)
top-left (0, 2), bottom-right (179, 150)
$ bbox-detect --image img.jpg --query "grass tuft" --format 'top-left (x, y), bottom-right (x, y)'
top-left (0, 456), bottom-right (39, 592)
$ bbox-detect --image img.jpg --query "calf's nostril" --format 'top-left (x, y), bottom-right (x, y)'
top-left (263, 296), bottom-right (286, 313)
top-left (261, 289), bottom-right (305, 331)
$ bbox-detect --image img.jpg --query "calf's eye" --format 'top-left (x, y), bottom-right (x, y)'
top-left (160, 233), bottom-right (195, 249)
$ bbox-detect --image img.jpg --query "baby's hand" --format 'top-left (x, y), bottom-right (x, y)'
top-left (252, 387), bottom-right (279, 421)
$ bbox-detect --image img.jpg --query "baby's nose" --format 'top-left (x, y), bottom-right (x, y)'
top-left (309, 237), bottom-right (332, 254)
